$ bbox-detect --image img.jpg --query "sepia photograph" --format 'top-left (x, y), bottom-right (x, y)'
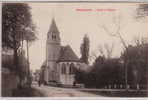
top-left (1, 1), bottom-right (148, 97)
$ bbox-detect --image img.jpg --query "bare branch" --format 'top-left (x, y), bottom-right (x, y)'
top-left (104, 43), bottom-right (114, 59)
top-left (98, 45), bottom-right (105, 58)
top-left (101, 25), bottom-right (119, 37)
top-left (133, 35), bottom-right (141, 46)
top-left (101, 14), bottom-right (128, 50)
top-left (118, 32), bottom-right (128, 50)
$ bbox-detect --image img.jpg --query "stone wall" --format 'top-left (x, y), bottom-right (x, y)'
top-left (2, 68), bottom-right (19, 97)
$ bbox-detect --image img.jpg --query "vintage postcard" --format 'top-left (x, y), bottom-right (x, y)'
top-left (1, 1), bottom-right (148, 98)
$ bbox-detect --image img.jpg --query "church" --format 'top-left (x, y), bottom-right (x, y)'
top-left (41, 18), bottom-right (82, 86)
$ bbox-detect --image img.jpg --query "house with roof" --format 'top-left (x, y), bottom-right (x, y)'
top-left (41, 18), bottom-right (83, 86)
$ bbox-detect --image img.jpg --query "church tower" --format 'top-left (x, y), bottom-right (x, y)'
top-left (46, 18), bottom-right (61, 82)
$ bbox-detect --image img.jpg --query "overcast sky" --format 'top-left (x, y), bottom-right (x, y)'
top-left (27, 3), bottom-right (148, 71)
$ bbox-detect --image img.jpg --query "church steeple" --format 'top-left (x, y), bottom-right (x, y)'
top-left (48, 18), bottom-right (60, 34)
top-left (47, 18), bottom-right (60, 44)
top-left (46, 18), bottom-right (61, 82)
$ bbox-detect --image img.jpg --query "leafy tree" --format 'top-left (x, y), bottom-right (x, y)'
top-left (101, 14), bottom-right (130, 90)
top-left (76, 53), bottom-right (124, 89)
top-left (90, 56), bottom-right (124, 88)
top-left (2, 3), bottom-right (37, 73)
top-left (121, 40), bottom-right (148, 89)
top-left (80, 34), bottom-right (90, 64)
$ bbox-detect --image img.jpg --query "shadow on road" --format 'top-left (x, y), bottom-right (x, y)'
top-left (79, 89), bottom-right (148, 97)
top-left (12, 87), bottom-right (45, 97)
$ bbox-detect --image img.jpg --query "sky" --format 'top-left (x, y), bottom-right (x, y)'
top-left (27, 3), bottom-right (148, 71)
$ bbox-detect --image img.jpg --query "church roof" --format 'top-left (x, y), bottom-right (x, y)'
top-left (48, 18), bottom-right (60, 34)
top-left (58, 45), bottom-right (80, 62)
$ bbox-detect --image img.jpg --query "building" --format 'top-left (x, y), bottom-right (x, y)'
top-left (42, 18), bottom-right (82, 86)
top-left (33, 69), bottom-right (41, 81)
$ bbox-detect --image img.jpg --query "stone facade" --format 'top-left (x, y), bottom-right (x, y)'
top-left (57, 62), bottom-right (79, 85)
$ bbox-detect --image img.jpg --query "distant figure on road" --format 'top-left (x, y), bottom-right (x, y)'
top-left (38, 73), bottom-right (43, 87)
top-left (38, 80), bottom-right (41, 87)
top-left (73, 81), bottom-right (76, 86)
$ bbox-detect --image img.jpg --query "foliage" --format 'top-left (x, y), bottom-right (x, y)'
top-left (91, 57), bottom-right (124, 88)
top-left (75, 56), bottom-right (124, 88)
top-left (78, 42), bottom-right (148, 89)
top-left (2, 3), bottom-right (37, 48)
top-left (80, 34), bottom-right (90, 64)
top-left (2, 50), bottom-right (29, 77)
top-left (122, 42), bottom-right (148, 89)
top-left (2, 3), bottom-right (37, 73)
top-left (77, 41), bottom-right (148, 89)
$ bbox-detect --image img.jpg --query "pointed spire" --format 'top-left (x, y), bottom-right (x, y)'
top-left (48, 18), bottom-right (59, 34)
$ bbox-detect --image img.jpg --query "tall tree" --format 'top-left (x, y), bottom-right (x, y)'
top-left (101, 14), bottom-right (129, 90)
top-left (2, 3), bottom-right (37, 74)
top-left (121, 39), bottom-right (148, 89)
top-left (80, 34), bottom-right (90, 64)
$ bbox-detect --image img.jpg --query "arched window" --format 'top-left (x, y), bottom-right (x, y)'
top-left (69, 63), bottom-right (75, 74)
top-left (61, 63), bottom-right (66, 74)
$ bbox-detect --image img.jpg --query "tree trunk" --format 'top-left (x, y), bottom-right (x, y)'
top-left (13, 48), bottom-right (18, 72)
top-left (26, 40), bottom-right (31, 87)
top-left (27, 40), bottom-right (30, 75)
